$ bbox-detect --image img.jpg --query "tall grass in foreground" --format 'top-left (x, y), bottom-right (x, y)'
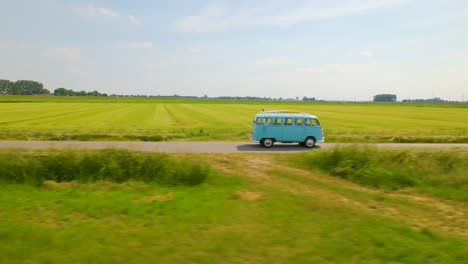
top-left (0, 149), bottom-right (208, 186)
top-left (297, 147), bottom-right (468, 201)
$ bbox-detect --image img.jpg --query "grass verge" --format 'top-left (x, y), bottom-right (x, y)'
top-left (0, 149), bottom-right (208, 186)
top-left (0, 150), bottom-right (467, 263)
top-left (296, 146), bottom-right (468, 201)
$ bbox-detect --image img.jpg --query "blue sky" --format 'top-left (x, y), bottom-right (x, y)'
top-left (1, 0), bottom-right (467, 101)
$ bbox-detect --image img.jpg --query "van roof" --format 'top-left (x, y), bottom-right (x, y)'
top-left (255, 112), bottom-right (318, 119)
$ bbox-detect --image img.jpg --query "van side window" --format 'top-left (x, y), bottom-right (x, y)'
top-left (284, 118), bottom-right (293, 125)
top-left (295, 118), bottom-right (303, 126)
top-left (260, 117), bottom-right (272, 125)
top-left (273, 117), bottom-right (282, 125)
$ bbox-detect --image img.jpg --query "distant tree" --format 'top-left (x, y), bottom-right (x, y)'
top-left (54, 88), bottom-right (70, 96)
top-left (373, 94), bottom-right (397, 102)
top-left (76, 90), bottom-right (87, 96)
top-left (53, 88), bottom-right (108, 97)
top-left (13, 80), bottom-right (47, 95)
top-left (0, 79), bottom-right (49, 95)
top-left (402, 97), bottom-right (450, 103)
top-left (87, 91), bottom-right (100, 96)
top-left (302, 96), bottom-right (316, 102)
top-left (0, 79), bottom-right (14, 94)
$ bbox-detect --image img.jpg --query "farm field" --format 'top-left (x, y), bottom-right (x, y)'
top-left (0, 147), bottom-right (467, 263)
top-left (0, 96), bottom-right (467, 142)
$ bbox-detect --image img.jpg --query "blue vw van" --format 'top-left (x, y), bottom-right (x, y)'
top-left (249, 111), bottom-right (324, 148)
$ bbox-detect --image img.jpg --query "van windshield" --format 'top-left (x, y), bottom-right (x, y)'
top-left (305, 118), bottom-right (320, 126)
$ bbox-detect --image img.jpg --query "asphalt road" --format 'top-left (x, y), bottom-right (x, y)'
top-left (0, 141), bottom-right (467, 153)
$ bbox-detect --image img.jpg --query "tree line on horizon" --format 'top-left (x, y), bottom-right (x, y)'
top-left (53, 88), bottom-right (108, 97)
top-left (1, 79), bottom-right (462, 103)
top-left (0, 79), bottom-right (50, 95)
top-left (373, 94), bottom-right (459, 103)
top-left (0, 79), bottom-right (318, 100)
top-left (0, 79), bottom-right (107, 97)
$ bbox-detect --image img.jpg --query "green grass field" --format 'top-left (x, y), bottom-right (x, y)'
top-left (1, 95), bottom-right (467, 142)
top-left (0, 148), bottom-right (467, 263)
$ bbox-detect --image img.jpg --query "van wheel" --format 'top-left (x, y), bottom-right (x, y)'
top-left (262, 138), bottom-right (274, 148)
top-left (304, 137), bottom-right (316, 148)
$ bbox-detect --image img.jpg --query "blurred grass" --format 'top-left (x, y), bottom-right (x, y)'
top-left (0, 149), bottom-right (208, 186)
top-left (0, 96), bottom-right (467, 142)
top-left (1, 176), bottom-right (467, 263)
top-left (296, 146), bottom-right (468, 201)
top-left (0, 149), bottom-right (467, 263)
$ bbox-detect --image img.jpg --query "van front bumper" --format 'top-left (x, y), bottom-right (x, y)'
top-left (249, 134), bottom-right (258, 143)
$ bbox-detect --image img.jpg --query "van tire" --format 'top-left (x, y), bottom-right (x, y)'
top-left (261, 138), bottom-right (274, 148)
top-left (304, 137), bottom-right (316, 148)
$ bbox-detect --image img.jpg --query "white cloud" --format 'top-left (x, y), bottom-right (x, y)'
top-left (295, 63), bottom-right (373, 74)
top-left (0, 40), bottom-right (34, 49)
top-left (189, 47), bottom-right (201, 54)
top-left (0, 40), bottom-right (16, 48)
top-left (354, 36), bottom-right (428, 58)
top-left (73, 4), bottom-right (119, 18)
top-left (176, 0), bottom-right (413, 34)
top-left (128, 15), bottom-right (139, 25)
top-left (121, 42), bottom-right (153, 49)
top-left (73, 4), bottom-right (139, 25)
top-left (256, 57), bottom-right (290, 66)
top-left (295, 67), bottom-right (326, 74)
top-left (358, 50), bottom-right (373, 57)
top-left (270, 0), bottom-right (413, 26)
top-left (40, 47), bottom-right (81, 62)
top-left (72, 67), bottom-right (82, 74)
top-left (176, 0), bottom-right (414, 33)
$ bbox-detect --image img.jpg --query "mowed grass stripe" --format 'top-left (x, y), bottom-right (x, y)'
top-left (25, 105), bottom-right (123, 130)
top-left (84, 104), bottom-right (186, 133)
top-left (168, 104), bottom-right (256, 139)
top-left (314, 106), bottom-right (468, 132)
top-left (0, 98), bottom-right (467, 142)
top-left (175, 104), bottom-right (232, 125)
top-left (0, 103), bottom-right (115, 126)
top-left (341, 106), bottom-right (465, 124)
top-left (307, 104), bottom-right (463, 120)
top-left (19, 104), bottom-right (137, 132)
top-left (179, 104), bottom-right (253, 127)
top-left (165, 104), bottom-right (211, 128)
top-left (121, 104), bottom-right (178, 131)
top-left (156, 104), bottom-right (176, 127)
top-left (162, 104), bottom-right (186, 126)
top-left (99, 104), bottom-right (162, 132)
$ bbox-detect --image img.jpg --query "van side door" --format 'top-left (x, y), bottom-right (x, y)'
top-left (268, 116), bottom-right (283, 141)
top-left (282, 117), bottom-right (298, 142)
top-left (294, 117), bottom-right (307, 142)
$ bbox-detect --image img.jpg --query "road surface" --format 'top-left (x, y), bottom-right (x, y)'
top-left (0, 141), bottom-right (467, 153)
